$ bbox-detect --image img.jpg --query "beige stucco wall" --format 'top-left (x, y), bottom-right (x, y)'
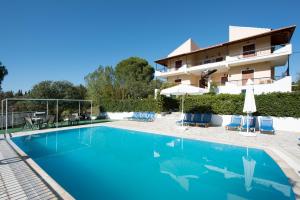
top-left (210, 72), bottom-right (229, 85)
top-left (166, 61), bottom-right (273, 86)
top-left (168, 39), bottom-right (199, 57)
top-left (174, 61), bottom-right (273, 86)
top-left (163, 35), bottom-right (274, 86)
top-left (228, 35), bottom-right (271, 57)
top-left (229, 26), bottom-right (270, 41)
top-left (228, 62), bottom-right (273, 84)
top-left (167, 74), bottom-right (200, 86)
top-left (166, 35), bottom-right (271, 70)
top-left (188, 47), bottom-right (227, 66)
top-left (167, 46), bottom-right (227, 70)
top-left (166, 56), bottom-right (188, 71)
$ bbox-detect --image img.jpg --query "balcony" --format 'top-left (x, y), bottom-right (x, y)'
top-left (214, 76), bottom-right (285, 87)
top-left (155, 44), bottom-right (292, 78)
top-left (216, 76), bottom-right (292, 95)
top-left (226, 44), bottom-right (292, 67)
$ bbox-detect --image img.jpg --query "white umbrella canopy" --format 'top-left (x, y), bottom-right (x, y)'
top-left (243, 79), bottom-right (256, 113)
top-left (160, 84), bottom-right (207, 127)
top-left (160, 83), bottom-right (207, 96)
top-left (243, 79), bottom-right (257, 135)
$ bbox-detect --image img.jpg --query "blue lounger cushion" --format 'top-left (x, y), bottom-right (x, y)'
top-left (241, 116), bottom-right (256, 131)
top-left (177, 113), bottom-right (193, 125)
top-left (192, 113), bottom-right (202, 125)
top-left (260, 117), bottom-right (274, 133)
top-left (226, 115), bottom-right (242, 130)
top-left (199, 113), bottom-right (212, 127)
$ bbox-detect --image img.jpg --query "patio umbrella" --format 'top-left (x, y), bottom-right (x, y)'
top-left (243, 79), bottom-right (256, 135)
top-left (160, 84), bottom-right (207, 127)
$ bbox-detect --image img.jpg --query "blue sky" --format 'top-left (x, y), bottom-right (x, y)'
top-left (0, 0), bottom-right (300, 92)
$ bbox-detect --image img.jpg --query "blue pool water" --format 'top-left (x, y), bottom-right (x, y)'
top-left (13, 126), bottom-right (294, 200)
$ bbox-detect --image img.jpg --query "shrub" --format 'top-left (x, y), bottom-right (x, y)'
top-left (182, 92), bottom-right (300, 118)
top-left (100, 98), bottom-right (161, 113)
top-left (99, 92), bottom-right (300, 118)
top-left (158, 95), bottom-right (180, 112)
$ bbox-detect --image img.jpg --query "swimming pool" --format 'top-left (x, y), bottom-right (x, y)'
top-left (12, 126), bottom-right (295, 200)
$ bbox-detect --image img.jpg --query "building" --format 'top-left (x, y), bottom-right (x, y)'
top-left (154, 25), bottom-right (296, 94)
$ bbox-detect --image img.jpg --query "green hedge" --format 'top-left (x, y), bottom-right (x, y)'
top-left (99, 96), bottom-right (180, 113)
top-left (158, 96), bottom-right (180, 112)
top-left (100, 98), bottom-right (161, 112)
top-left (183, 92), bottom-right (300, 118)
top-left (99, 92), bottom-right (300, 118)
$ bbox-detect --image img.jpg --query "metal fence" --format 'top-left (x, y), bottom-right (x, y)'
top-left (1, 98), bottom-right (93, 135)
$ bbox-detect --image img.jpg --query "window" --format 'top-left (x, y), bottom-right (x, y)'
top-left (175, 60), bottom-right (182, 69)
top-left (216, 57), bottom-right (224, 62)
top-left (174, 79), bottom-right (181, 84)
top-left (203, 59), bottom-right (211, 64)
top-left (221, 76), bottom-right (228, 85)
top-left (243, 44), bottom-right (255, 57)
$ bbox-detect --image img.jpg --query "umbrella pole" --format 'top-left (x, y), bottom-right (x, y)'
top-left (247, 113), bottom-right (249, 134)
top-left (181, 95), bottom-right (184, 127)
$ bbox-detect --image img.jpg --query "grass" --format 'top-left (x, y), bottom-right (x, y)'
top-left (0, 119), bottom-right (112, 135)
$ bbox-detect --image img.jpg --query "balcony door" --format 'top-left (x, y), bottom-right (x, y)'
top-left (175, 60), bottom-right (182, 70)
top-left (242, 69), bottom-right (254, 85)
top-left (243, 44), bottom-right (255, 57)
top-left (221, 76), bottom-right (228, 85)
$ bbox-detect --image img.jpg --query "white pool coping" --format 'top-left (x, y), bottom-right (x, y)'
top-left (9, 122), bottom-right (300, 199)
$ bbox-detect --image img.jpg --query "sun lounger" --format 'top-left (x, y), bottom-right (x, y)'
top-left (68, 114), bottom-right (80, 126)
top-left (176, 113), bottom-right (193, 126)
top-left (128, 112), bottom-right (139, 121)
top-left (46, 115), bottom-right (56, 128)
top-left (260, 117), bottom-right (275, 134)
top-left (146, 112), bottom-right (155, 122)
top-left (199, 113), bottom-right (212, 128)
top-left (226, 115), bottom-right (242, 130)
top-left (24, 117), bottom-right (40, 130)
top-left (191, 113), bottom-right (202, 125)
top-left (128, 112), bottom-right (155, 122)
top-left (241, 116), bottom-right (256, 132)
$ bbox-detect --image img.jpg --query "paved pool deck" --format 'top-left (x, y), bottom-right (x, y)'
top-left (2, 116), bottom-right (300, 199)
top-left (0, 135), bottom-right (60, 200)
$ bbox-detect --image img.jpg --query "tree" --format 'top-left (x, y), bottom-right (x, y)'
top-left (0, 62), bottom-right (8, 91)
top-left (30, 80), bottom-right (86, 99)
top-left (85, 66), bottom-right (116, 105)
top-left (115, 57), bottom-right (154, 99)
top-left (25, 80), bottom-right (88, 118)
top-left (294, 73), bottom-right (300, 91)
top-left (15, 90), bottom-right (24, 97)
